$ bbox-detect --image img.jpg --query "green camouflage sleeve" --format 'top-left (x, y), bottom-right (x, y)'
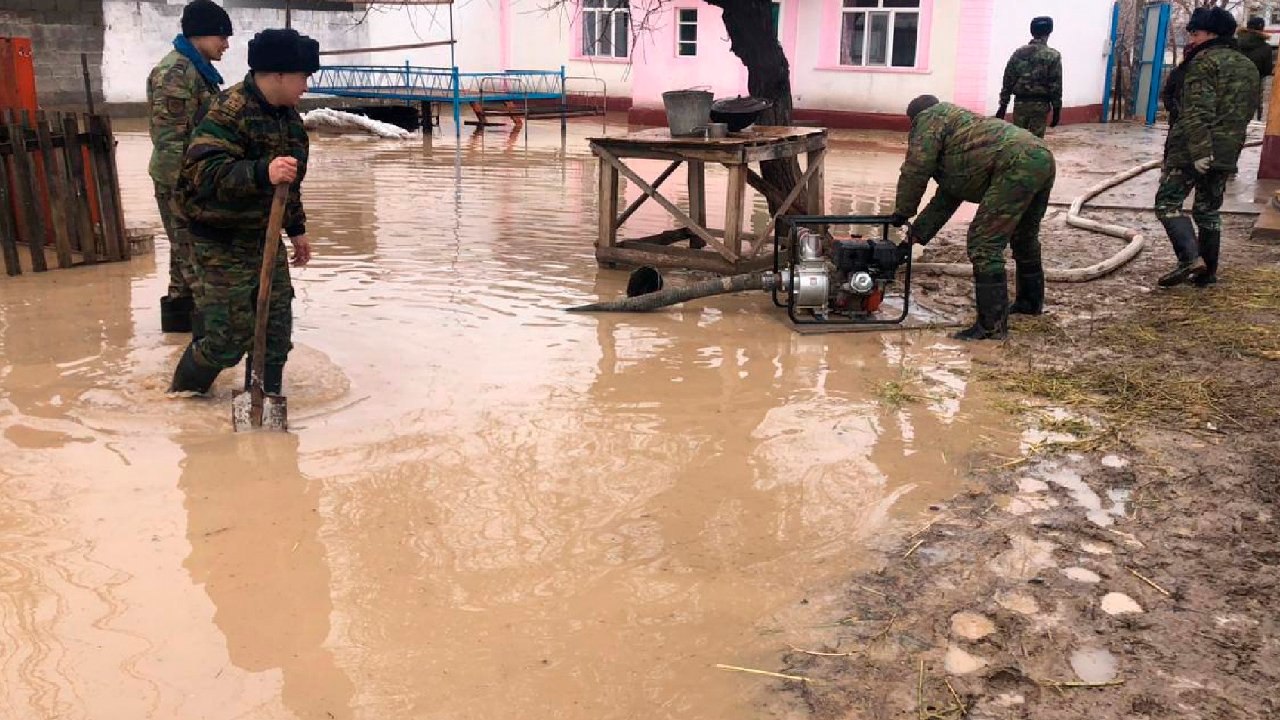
top-left (1180, 60), bottom-right (1217, 162)
top-left (1000, 55), bottom-right (1017, 106)
top-left (894, 118), bottom-right (942, 219)
top-left (182, 102), bottom-right (271, 205)
top-left (283, 121), bottom-right (308, 237)
top-left (149, 64), bottom-right (199, 184)
top-left (910, 191), bottom-right (963, 243)
top-left (1050, 52), bottom-right (1064, 109)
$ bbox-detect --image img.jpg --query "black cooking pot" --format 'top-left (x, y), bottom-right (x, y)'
top-left (709, 96), bottom-right (773, 132)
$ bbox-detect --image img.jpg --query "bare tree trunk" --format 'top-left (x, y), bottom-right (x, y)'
top-left (704, 0), bottom-right (809, 215)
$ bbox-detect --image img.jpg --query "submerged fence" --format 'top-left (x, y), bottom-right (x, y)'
top-left (0, 110), bottom-right (129, 276)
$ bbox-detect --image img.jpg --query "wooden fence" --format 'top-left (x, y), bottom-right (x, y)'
top-left (0, 110), bottom-right (129, 276)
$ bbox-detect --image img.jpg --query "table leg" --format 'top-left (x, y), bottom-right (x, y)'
top-left (725, 163), bottom-right (746, 260)
top-left (806, 147), bottom-right (825, 216)
top-left (597, 158), bottom-right (619, 253)
top-left (688, 160), bottom-right (706, 249)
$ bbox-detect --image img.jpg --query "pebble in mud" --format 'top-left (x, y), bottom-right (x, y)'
top-left (1080, 541), bottom-right (1114, 556)
top-left (944, 644), bottom-right (989, 675)
top-left (1063, 567), bottom-right (1101, 584)
top-left (1070, 647), bottom-right (1119, 683)
top-left (1101, 592), bottom-right (1144, 615)
top-left (950, 612), bottom-right (996, 641)
top-left (995, 592), bottom-right (1039, 616)
top-left (1101, 455), bottom-right (1130, 469)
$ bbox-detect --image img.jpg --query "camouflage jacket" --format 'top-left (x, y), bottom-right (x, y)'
top-left (894, 103), bottom-right (1047, 242)
top-left (1236, 28), bottom-right (1274, 78)
top-left (174, 74), bottom-right (309, 241)
top-left (1164, 39), bottom-right (1260, 171)
top-left (148, 49), bottom-right (219, 188)
top-left (999, 38), bottom-right (1063, 109)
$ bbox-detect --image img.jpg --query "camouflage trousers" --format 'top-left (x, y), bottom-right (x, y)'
top-left (155, 183), bottom-right (196, 299)
top-left (967, 144), bottom-right (1056, 275)
top-left (1153, 166), bottom-right (1229, 232)
top-left (191, 231), bottom-right (293, 369)
top-left (1011, 100), bottom-right (1052, 138)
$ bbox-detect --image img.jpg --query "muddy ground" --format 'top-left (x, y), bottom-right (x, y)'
top-left (778, 208), bottom-right (1280, 718)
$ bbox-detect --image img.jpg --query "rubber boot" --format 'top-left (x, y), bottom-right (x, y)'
top-left (1157, 217), bottom-right (1206, 287)
top-left (190, 309), bottom-right (205, 341)
top-left (952, 270), bottom-right (1009, 341)
top-left (169, 343), bottom-right (222, 394)
top-left (160, 296), bottom-right (194, 333)
top-left (1193, 228), bottom-right (1220, 287)
top-left (1009, 261), bottom-right (1045, 316)
top-left (264, 364), bottom-right (284, 395)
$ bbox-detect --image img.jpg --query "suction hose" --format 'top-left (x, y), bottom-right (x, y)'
top-left (913, 140), bottom-right (1261, 282)
top-left (567, 272), bottom-right (765, 312)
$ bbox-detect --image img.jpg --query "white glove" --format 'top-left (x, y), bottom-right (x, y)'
top-left (1193, 156), bottom-right (1213, 174)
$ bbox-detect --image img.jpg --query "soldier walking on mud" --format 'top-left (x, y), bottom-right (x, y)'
top-left (169, 28), bottom-right (318, 395)
top-left (996, 16), bottom-right (1062, 138)
top-left (1154, 7), bottom-right (1259, 289)
top-left (1237, 17), bottom-right (1274, 121)
top-left (890, 95), bottom-right (1055, 341)
top-left (150, 0), bottom-right (232, 335)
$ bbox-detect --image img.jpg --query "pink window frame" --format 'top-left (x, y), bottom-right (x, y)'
top-left (570, 0), bottom-right (633, 64)
top-left (817, 0), bottom-right (934, 74)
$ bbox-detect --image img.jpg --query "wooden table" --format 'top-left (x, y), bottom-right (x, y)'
top-left (589, 127), bottom-right (827, 275)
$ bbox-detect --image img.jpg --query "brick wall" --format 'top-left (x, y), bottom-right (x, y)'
top-left (0, 0), bottom-right (105, 110)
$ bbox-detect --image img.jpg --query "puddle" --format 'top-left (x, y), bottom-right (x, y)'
top-left (1028, 462), bottom-right (1128, 527)
top-left (1070, 647), bottom-right (1119, 683)
top-left (0, 119), bottom-right (1022, 719)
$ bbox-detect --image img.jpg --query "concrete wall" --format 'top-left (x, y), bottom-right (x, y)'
top-left (0, 0), bottom-right (105, 109)
top-left (982, 0), bottom-right (1113, 116)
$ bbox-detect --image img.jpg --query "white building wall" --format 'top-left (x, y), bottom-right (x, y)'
top-left (982, 0), bottom-right (1114, 115)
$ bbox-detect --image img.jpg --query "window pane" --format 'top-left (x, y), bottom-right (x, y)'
top-left (771, 2), bottom-right (781, 36)
top-left (679, 24), bottom-right (697, 42)
top-left (846, 0), bottom-right (878, 6)
top-left (884, 0), bottom-right (919, 7)
top-left (679, 8), bottom-right (696, 23)
top-left (599, 13), bottom-right (612, 56)
top-left (614, 12), bottom-right (629, 57)
top-left (867, 11), bottom-right (888, 65)
top-left (606, 0), bottom-right (627, 8)
top-left (583, 12), bottom-right (597, 55)
top-left (891, 12), bottom-right (918, 67)
top-left (584, 0), bottom-right (603, 7)
top-left (840, 12), bottom-right (866, 65)
top-left (679, 42), bottom-right (696, 56)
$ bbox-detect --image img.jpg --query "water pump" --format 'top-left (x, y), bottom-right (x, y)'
top-left (763, 215), bottom-right (914, 326)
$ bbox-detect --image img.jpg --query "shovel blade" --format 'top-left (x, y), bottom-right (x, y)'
top-left (232, 390), bottom-right (289, 432)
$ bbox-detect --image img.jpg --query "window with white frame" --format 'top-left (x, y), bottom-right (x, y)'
top-left (677, 8), bottom-right (698, 56)
top-left (840, 0), bottom-right (921, 68)
top-left (583, 0), bottom-right (631, 58)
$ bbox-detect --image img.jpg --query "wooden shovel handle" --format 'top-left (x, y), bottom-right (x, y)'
top-left (250, 183), bottom-right (290, 425)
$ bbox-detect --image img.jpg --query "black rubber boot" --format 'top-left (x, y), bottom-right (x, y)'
top-left (265, 364), bottom-right (284, 395)
top-left (169, 343), bottom-right (222, 394)
top-left (1009, 261), bottom-right (1045, 316)
top-left (160, 296), bottom-right (194, 333)
top-left (1194, 228), bottom-right (1220, 287)
top-left (952, 270), bottom-right (1009, 341)
top-left (1157, 217), bottom-right (1206, 287)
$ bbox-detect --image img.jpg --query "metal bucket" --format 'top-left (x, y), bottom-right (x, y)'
top-left (662, 89), bottom-right (712, 137)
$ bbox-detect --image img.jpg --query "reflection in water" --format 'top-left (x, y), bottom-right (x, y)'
top-left (0, 119), bottom-right (1018, 720)
top-left (180, 432), bottom-right (354, 720)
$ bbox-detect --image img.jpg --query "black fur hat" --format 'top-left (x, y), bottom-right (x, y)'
top-left (1030, 16), bottom-right (1053, 37)
top-left (1186, 7), bottom-right (1237, 38)
top-left (1247, 16), bottom-right (1266, 31)
top-left (248, 28), bottom-right (321, 75)
top-left (182, 0), bottom-right (233, 38)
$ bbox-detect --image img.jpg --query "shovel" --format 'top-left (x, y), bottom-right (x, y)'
top-left (232, 183), bottom-right (290, 431)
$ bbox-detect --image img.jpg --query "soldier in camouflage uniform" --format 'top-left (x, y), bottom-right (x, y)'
top-left (996, 16), bottom-right (1062, 138)
top-left (1154, 7), bottom-right (1259, 288)
top-left (149, 0), bottom-right (231, 334)
top-left (890, 95), bottom-right (1056, 341)
top-left (169, 28), bottom-right (319, 396)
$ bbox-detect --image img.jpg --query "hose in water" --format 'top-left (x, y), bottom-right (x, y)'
top-left (567, 272), bottom-right (765, 312)
top-left (913, 140), bottom-right (1261, 282)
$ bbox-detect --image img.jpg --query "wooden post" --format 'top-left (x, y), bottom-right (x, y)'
top-left (0, 147), bottom-right (20, 275)
top-left (724, 163), bottom-right (747, 260)
top-left (61, 113), bottom-right (96, 263)
top-left (805, 147), bottom-right (825, 217)
top-left (95, 115), bottom-right (129, 259)
top-left (85, 114), bottom-right (123, 261)
top-left (596, 150), bottom-right (619, 254)
top-left (6, 116), bottom-right (48, 271)
top-left (688, 160), bottom-right (706, 249)
top-left (35, 111), bottom-right (74, 268)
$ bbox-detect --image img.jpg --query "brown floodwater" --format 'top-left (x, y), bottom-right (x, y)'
top-left (0, 117), bottom-right (1018, 720)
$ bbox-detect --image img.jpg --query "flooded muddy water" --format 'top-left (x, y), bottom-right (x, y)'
top-left (0, 118), bottom-right (1018, 719)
